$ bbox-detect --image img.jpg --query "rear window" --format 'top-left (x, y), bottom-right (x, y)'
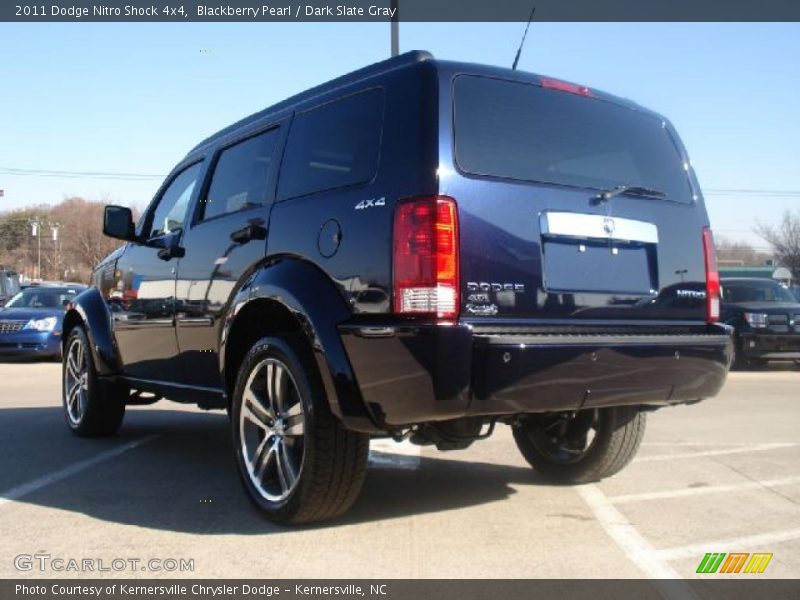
top-left (453, 76), bottom-right (693, 202)
top-left (277, 88), bottom-right (384, 201)
top-left (721, 280), bottom-right (796, 303)
top-left (0, 273), bottom-right (20, 298)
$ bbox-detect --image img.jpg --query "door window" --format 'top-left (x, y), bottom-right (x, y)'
top-left (147, 162), bottom-right (203, 239)
top-left (200, 128), bottom-right (280, 221)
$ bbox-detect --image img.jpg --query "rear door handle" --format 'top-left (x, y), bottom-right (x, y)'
top-left (230, 223), bottom-right (267, 245)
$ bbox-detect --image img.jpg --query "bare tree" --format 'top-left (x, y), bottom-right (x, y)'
top-left (0, 197), bottom-right (125, 283)
top-left (715, 236), bottom-right (771, 267)
top-left (755, 211), bottom-right (800, 280)
top-left (51, 197), bottom-right (123, 282)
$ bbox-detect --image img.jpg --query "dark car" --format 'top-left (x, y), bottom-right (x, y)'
top-left (721, 277), bottom-right (800, 368)
top-left (0, 284), bottom-right (85, 359)
top-left (0, 269), bottom-right (21, 306)
top-left (62, 51), bottom-right (732, 524)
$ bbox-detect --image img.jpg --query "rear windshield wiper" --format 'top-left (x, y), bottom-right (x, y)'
top-left (593, 184), bottom-right (667, 203)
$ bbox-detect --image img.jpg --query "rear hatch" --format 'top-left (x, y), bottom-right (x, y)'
top-left (445, 73), bottom-right (711, 325)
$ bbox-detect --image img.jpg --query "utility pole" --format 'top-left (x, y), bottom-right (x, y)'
top-left (30, 219), bottom-right (42, 280)
top-left (51, 224), bottom-right (60, 281)
top-left (390, 0), bottom-right (398, 57)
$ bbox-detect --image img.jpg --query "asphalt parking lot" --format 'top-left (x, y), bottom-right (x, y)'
top-left (0, 362), bottom-right (798, 580)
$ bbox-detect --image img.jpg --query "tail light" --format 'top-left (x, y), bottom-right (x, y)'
top-left (393, 196), bottom-right (459, 320)
top-left (702, 227), bottom-right (720, 323)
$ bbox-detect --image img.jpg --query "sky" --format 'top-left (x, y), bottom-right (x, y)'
top-left (0, 22), bottom-right (798, 249)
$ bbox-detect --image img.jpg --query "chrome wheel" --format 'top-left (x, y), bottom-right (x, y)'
top-left (239, 358), bottom-right (305, 503)
top-left (64, 336), bottom-right (89, 426)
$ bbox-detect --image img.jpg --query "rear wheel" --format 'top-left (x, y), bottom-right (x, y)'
top-left (231, 336), bottom-right (369, 524)
top-left (512, 406), bottom-right (645, 483)
top-left (731, 339), bottom-right (766, 371)
top-left (62, 325), bottom-right (126, 437)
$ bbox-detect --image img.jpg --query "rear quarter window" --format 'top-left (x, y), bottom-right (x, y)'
top-left (277, 88), bottom-right (384, 201)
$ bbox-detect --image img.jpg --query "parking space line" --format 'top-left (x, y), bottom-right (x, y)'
top-left (0, 435), bottom-right (158, 508)
top-left (636, 442), bottom-right (799, 462)
top-left (577, 484), bottom-right (696, 597)
top-left (657, 528), bottom-right (800, 561)
top-left (643, 442), bottom-right (759, 447)
top-left (609, 476), bottom-right (800, 504)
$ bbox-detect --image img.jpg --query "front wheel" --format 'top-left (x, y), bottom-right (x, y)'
top-left (62, 325), bottom-right (126, 437)
top-left (512, 406), bottom-right (646, 484)
top-left (231, 336), bottom-right (369, 524)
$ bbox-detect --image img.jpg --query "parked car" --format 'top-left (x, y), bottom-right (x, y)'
top-left (63, 51), bottom-right (732, 524)
top-left (721, 277), bottom-right (800, 368)
top-left (0, 284), bottom-right (86, 359)
top-left (0, 269), bottom-right (21, 306)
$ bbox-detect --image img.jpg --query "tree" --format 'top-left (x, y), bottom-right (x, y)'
top-left (755, 210), bottom-right (800, 280)
top-left (715, 236), bottom-right (771, 267)
top-left (0, 207), bottom-right (48, 274)
top-left (50, 197), bottom-right (123, 282)
top-left (0, 197), bottom-right (125, 283)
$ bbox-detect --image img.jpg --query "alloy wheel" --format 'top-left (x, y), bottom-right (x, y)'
top-left (239, 358), bottom-right (305, 502)
top-left (64, 336), bottom-right (89, 425)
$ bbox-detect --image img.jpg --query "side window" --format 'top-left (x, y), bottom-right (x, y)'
top-left (147, 162), bottom-right (203, 239)
top-left (277, 88), bottom-right (384, 201)
top-left (7, 276), bottom-right (20, 296)
top-left (200, 128), bottom-right (279, 222)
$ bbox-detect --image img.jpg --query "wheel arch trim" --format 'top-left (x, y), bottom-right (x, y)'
top-left (220, 256), bottom-right (381, 433)
top-left (62, 287), bottom-right (122, 376)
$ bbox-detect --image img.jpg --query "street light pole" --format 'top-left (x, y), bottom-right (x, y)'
top-left (390, 0), bottom-right (398, 57)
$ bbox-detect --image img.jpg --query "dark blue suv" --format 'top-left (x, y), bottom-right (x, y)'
top-left (63, 51), bottom-right (732, 524)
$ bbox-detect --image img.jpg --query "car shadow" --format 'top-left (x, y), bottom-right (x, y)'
top-left (0, 405), bottom-right (545, 535)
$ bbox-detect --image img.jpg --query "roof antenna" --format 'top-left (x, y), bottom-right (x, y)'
top-left (512, 6), bottom-right (536, 71)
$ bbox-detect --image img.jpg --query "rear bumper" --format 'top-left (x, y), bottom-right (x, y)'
top-left (339, 322), bottom-right (732, 428)
top-left (738, 332), bottom-right (800, 360)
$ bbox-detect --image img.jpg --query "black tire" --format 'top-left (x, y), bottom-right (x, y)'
top-left (731, 338), bottom-right (766, 371)
top-left (513, 406), bottom-right (646, 484)
top-left (62, 325), bottom-right (126, 437)
top-left (231, 335), bottom-right (369, 525)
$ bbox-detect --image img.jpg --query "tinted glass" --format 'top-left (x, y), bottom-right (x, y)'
top-left (201, 128), bottom-right (279, 221)
top-left (6, 287), bottom-right (80, 308)
top-left (7, 276), bottom-right (20, 296)
top-left (148, 162), bottom-right (203, 238)
top-left (454, 76), bottom-right (693, 202)
top-left (0, 274), bottom-right (20, 298)
top-left (721, 280), bottom-right (796, 303)
top-left (278, 89), bottom-right (384, 201)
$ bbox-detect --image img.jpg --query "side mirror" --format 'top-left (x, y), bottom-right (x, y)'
top-left (103, 205), bottom-right (137, 241)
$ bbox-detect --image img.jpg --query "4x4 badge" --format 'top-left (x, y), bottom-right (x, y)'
top-left (355, 197), bottom-right (385, 210)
